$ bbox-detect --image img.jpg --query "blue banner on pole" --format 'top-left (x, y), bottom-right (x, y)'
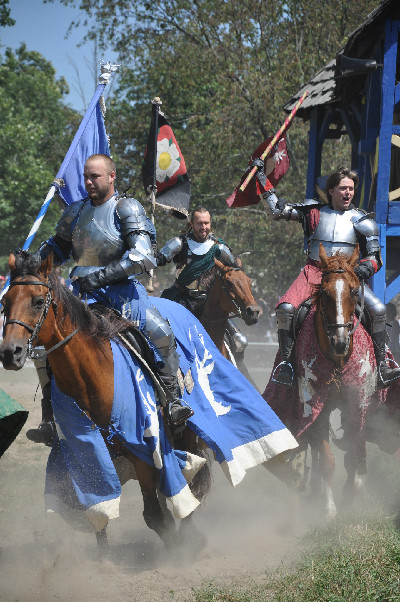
top-left (53, 84), bottom-right (110, 206)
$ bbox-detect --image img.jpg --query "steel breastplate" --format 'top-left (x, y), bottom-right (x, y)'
top-left (308, 206), bottom-right (360, 260)
top-left (72, 197), bottom-right (124, 267)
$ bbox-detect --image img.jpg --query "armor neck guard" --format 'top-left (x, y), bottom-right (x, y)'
top-left (187, 233), bottom-right (216, 255)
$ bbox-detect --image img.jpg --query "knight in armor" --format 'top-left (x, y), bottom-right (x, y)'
top-left (258, 165), bottom-right (400, 390)
top-left (27, 154), bottom-right (194, 446)
top-left (157, 207), bottom-right (248, 355)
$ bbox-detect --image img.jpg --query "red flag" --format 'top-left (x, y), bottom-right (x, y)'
top-left (226, 135), bottom-right (289, 208)
top-left (142, 111), bottom-right (190, 219)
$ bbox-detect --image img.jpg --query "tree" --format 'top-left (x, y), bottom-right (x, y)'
top-left (51, 0), bottom-right (378, 299)
top-left (0, 45), bottom-right (80, 262)
top-left (0, 0), bottom-right (14, 28)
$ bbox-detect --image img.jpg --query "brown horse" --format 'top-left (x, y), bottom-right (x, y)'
top-left (0, 250), bottom-right (210, 556)
top-left (265, 244), bottom-right (385, 520)
top-left (197, 258), bottom-right (261, 389)
top-left (307, 244), bottom-right (362, 518)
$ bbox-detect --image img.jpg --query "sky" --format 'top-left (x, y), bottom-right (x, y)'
top-left (0, 0), bottom-right (118, 113)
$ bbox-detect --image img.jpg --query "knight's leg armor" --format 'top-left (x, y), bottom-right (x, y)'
top-left (226, 319), bottom-right (248, 354)
top-left (272, 303), bottom-right (296, 387)
top-left (26, 352), bottom-right (56, 446)
top-left (363, 288), bottom-right (400, 388)
top-left (144, 307), bottom-right (194, 427)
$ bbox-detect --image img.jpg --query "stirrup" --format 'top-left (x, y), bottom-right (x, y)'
top-left (377, 359), bottom-right (400, 389)
top-left (168, 400), bottom-right (194, 427)
top-left (271, 361), bottom-right (294, 387)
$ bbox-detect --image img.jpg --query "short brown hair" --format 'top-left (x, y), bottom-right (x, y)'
top-left (86, 154), bottom-right (116, 174)
top-left (326, 167), bottom-right (358, 204)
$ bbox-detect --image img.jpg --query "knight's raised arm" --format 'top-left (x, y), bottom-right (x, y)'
top-left (261, 188), bottom-right (320, 222)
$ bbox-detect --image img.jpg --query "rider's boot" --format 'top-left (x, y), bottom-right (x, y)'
top-left (272, 303), bottom-right (296, 387)
top-left (144, 308), bottom-right (194, 428)
top-left (226, 319), bottom-right (248, 354)
top-left (372, 329), bottom-right (400, 389)
top-left (26, 355), bottom-right (56, 446)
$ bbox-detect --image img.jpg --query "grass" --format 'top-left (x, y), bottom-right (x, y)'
top-left (192, 511), bottom-right (400, 602)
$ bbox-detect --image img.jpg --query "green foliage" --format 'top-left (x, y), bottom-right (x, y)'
top-left (193, 513), bottom-right (400, 602)
top-left (0, 45), bottom-right (80, 257)
top-left (0, 0), bottom-right (14, 28)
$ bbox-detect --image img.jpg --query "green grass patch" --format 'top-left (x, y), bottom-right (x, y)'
top-left (193, 512), bottom-right (400, 602)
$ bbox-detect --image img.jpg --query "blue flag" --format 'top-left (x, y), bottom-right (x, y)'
top-left (53, 84), bottom-right (110, 206)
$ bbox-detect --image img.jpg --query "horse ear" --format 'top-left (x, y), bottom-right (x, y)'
top-left (38, 250), bottom-right (54, 278)
top-left (349, 244), bottom-right (360, 268)
top-left (319, 243), bottom-right (329, 265)
top-left (8, 253), bottom-right (16, 272)
top-left (235, 256), bottom-right (242, 268)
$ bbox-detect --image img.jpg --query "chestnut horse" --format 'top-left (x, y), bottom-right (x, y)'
top-left (265, 244), bottom-right (382, 520)
top-left (197, 258), bottom-right (261, 388)
top-left (0, 251), bottom-right (210, 556)
top-left (306, 244), bottom-right (363, 517)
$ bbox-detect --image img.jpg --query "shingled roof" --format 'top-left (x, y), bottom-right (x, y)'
top-left (284, 0), bottom-right (400, 118)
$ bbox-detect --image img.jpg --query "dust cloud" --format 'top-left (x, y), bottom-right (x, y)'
top-left (0, 351), bottom-right (399, 602)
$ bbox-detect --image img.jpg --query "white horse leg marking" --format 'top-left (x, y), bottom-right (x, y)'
top-left (324, 481), bottom-right (337, 520)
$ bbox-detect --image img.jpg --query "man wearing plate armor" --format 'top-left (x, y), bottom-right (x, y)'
top-left (259, 166), bottom-right (400, 389)
top-left (27, 154), bottom-right (194, 446)
top-left (157, 207), bottom-right (248, 355)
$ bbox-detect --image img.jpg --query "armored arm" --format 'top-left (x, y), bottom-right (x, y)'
top-left (353, 214), bottom-right (382, 280)
top-left (157, 237), bottom-right (184, 266)
top-left (217, 242), bottom-right (236, 265)
top-left (32, 201), bottom-right (84, 265)
top-left (261, 189), bottom-right (302, 221)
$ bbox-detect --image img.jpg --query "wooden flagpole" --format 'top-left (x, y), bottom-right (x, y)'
top-left (239, 91), bottom-right (309, 192)
top-left (146, 96), bottom-right (162, 293)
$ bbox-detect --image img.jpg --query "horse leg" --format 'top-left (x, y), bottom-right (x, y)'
top-left (309, 443), bottom-right (323, 497)
top-left (319, 439), bottom-right (337, 520)
top-left (95, 527), bottom-right (109, 561)
top-left (130, 455), bottom-right (177, 550)
top-left (342, 438), bottom-right (365, 507)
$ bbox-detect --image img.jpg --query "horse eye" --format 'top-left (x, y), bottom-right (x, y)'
top-left (350, 288), bottom-right (359, 297)
top-left (33, 298), bottom-right (45, 310)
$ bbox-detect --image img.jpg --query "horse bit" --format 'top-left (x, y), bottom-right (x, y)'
top-left (319, 269), bottom-right (365, 340)
top-left (2, 278), bottom-right (78, 358)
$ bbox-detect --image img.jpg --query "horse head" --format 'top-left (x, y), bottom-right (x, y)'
top-left (213, 257), bottom-right (261, 325)
top-left (316, 243), bottom-right (360, 368)
top-left (0, 250), bottom-right (54, 370)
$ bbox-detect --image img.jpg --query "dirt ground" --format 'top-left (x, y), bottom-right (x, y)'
top-left (0, 357), bottom-right (380, 602)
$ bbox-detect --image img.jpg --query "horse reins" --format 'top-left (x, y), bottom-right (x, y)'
top-left (319, 269), bottom-right (365, 339)
top-left (3, 278), bottom-right (78, 358)
top-left (209, 266), bottom-right (244, 322)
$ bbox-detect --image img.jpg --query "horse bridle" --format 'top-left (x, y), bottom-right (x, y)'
top-left (319, 268), bottom-right (365, 339)
top-left (2, 277), bottom-right (78, 358)
top-left (215, 266), bottom-right (244, 321)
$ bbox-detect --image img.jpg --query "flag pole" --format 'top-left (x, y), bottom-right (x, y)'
top-left (0, 61), bottom-right (119, 301)
top-left (239, 91), bottom-right (309, 192)
top-left (146, 96), bottom-right (162, 294)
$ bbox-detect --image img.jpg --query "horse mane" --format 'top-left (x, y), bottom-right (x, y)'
top-left (312, 252), bottom-right (359, 303)
top-left (197, 265), bottom-right (219, 292)
top-left (11, 251), bottom-right (130, 344)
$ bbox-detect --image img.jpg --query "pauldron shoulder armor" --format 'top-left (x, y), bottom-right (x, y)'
top-left (116, 196), bottom-right (149, 234)
top-left (353, 212), bottom-right (380, 258)
top-left (56, 199), bottom-right (86, 240)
